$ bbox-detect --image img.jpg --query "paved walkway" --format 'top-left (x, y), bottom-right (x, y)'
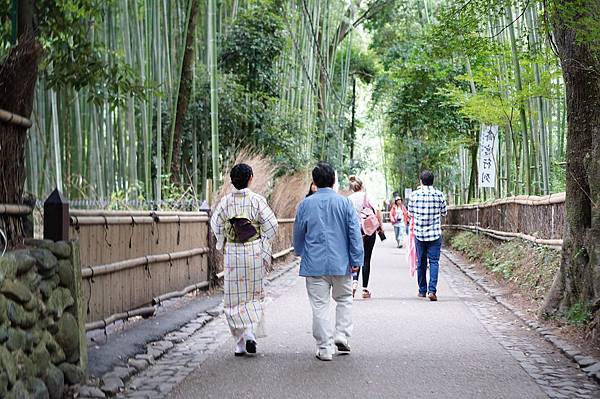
top-left (153, 226), bottom-right (599, 399)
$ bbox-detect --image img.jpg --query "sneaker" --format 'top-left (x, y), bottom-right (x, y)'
top-left (352, 280), bottom-right (358, 298)
top-left (335, 340), bottom-right (351, 354)
top-left (362, 289), bottom-right (371, 299)
top-left (316, 349), bottom-right (332, 361)
top-left (234, 337), bottom-right (246, 357)
top-left (428, 292), bottom-right (438, 301)
top-left (417, 292), bottom-right (426, 298)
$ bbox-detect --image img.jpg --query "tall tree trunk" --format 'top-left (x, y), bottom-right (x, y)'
top-left (169, 0), bottom-right (199, 184)
top-left (542, 0), bottom-right (600, 341)
top-left (0, 29), bottom-right (40, 246)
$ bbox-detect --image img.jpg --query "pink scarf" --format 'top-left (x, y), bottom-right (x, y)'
top-left (408, 217), bottom-right (417, 277)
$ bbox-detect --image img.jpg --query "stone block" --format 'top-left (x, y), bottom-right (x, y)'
top-left (31, 342), bottom-right (51, 378)
top-left (0, 295), bottom-right (8, 323)
top-left (45, 364), bottom-right (64, 399)
top-left (47, 288), bottom-right (74, 318)
top-left (79, 385), bottom-right (106, 398)
top-left (23, 296), bottom-right (39, 312)
top-left (13, 350), bottom-right (35, 378)
top-left (1, 280), bottom-right (32, 304)
top-left (0, 255), bottom-right (18, 283)
top-left (59, 363), bottom-right (84, 385)
top-left (49, 242), bottom-right (71, 259)
top-left (583, 361), bottom-right (600, 374)
top-left (21, 271), bottom-right (42, 291)
top-left (100, 377), bottom-right (124, 396)
top-left (0, 345), bottom-right (17, 386)
top-left (0, 324), bottom-right (8, 344)
top-left (10, 250), bottom-right (37, 275)
top-left (41, 331), bottom-right (65, 365)
top-left (8, 301), bottom-right (37, 329)
top-left (54, 313), bottom-right (79, 363)
top-left (0, 369), bottom-right (8, 398)
top-left (57, 260), bottom-right (74, 289)
top-left (127, 358), bottom-right (149, 372)
top-left (6, 380), bottom-right (29, 399)
top-left (30, 249), bottom-right (58, 273)
top-left (67, 241), bottom-right (87, 373)
top-left (39, 276), bottom-right (60, 301)
top-left (7, 327), bottom-right (27, 352)
top-left (26, 377), bottom-right (49, 399)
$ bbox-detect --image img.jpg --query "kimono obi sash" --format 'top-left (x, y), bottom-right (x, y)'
top-left (225, 215), bottom-right (261, 244)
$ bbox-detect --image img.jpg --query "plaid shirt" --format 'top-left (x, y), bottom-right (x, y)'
top-left (408, 186), bottom-right (447, 242)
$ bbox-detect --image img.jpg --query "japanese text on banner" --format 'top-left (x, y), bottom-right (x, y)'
top-left (478, 125), bottom-right (499, 188)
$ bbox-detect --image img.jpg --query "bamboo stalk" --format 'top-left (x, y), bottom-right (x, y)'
top-left (85, 306), bottom-right (156, 332)
top-left (0, 108), bottom-right (32, 128)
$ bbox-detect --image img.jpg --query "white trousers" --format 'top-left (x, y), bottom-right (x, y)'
top-left (305, 275), bottom-right (353, 355)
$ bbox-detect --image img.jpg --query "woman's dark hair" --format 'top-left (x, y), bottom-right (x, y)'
top-left (312, 161), bottom-right (335, 188)
top-left (306, 184), bottom-right (315, 198)
top-left (420, 170), bottom-right (434, 186)
top-left (230, 163), bottom-right (253, 189)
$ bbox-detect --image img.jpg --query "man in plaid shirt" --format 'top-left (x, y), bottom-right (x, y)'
top-left (407, 170), bottom-right (447, 301)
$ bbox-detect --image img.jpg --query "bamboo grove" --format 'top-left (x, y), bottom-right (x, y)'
top-left (372, 0), bottom-right (569, 203)
top-left (1, 0), bottom-right (380, 204)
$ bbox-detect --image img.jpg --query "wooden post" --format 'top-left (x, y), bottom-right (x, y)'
top-left (44, 188), bottom-right (69, 241)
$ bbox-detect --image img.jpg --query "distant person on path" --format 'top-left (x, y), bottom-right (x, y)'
top-left (348, 176), bottom-right (383, 299)
top-left (210, 163), bottom-right (279, 356)
top-left (305, 182), bottom-right (317, 197)
top-left (407, 170), bottom-right (447, 301)
top-left (293, 162), bottom-right (364, 361)
top-left (390, 197), bottom-right (408, 248)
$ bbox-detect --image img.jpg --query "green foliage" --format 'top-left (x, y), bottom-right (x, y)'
top-left (1, 0), bottom-right (147, 106)
top-left (565, 303), bottom-right (591, 326)
top-left (449, 231), bottom-right (561, 301)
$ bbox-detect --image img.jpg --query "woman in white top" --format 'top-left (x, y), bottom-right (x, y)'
top-left (347, 176), bottom-right (383, 298)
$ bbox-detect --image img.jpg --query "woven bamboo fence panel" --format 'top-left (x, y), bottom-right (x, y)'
top-left (69, 210), bottom-right (210, 325)
top-left (444, 193), bottom-right (565, 242)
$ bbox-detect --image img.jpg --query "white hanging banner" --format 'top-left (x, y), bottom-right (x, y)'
top-left (478, 125), bottom-right (499, 188)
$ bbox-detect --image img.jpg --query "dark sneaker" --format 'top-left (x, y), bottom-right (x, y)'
top-left (246, 339), bottom-right (257, 354)
top-left (418, 292), bottom-right (426, 298)
top-left (428, 293), bottom-right (438, 301)
top-left (335, 341), bottom-right (351, 354)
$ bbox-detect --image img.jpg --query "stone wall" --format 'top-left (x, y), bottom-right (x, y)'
top-left (0, 240), bottom-right (86, 398)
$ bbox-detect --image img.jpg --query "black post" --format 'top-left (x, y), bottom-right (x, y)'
top-left (44, 188), bottom-right (69, 241)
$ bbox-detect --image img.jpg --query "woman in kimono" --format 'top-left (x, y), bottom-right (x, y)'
top-left (210, 163), bottom-right (278, 356)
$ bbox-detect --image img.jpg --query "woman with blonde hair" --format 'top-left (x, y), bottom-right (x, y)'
top-left (347, 175), bottom-right (383, 298)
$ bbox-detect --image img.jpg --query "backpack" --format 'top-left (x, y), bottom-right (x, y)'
top-left (360, 193), bottom-right (379, 236)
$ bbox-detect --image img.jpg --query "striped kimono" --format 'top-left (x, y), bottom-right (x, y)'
top-left (210, 188), bottom-right (278, 339)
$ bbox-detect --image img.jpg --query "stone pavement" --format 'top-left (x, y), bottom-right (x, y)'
top-left (103, 226), bottom-right (599, 399)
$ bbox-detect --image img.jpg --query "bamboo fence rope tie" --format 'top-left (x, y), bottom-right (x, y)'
top-left (273, 247), bottom-right (294, 259)
top-left (277, 218), bottom-right (296, 223)
top-left (0, 204), bottom-right (33, 215)
top-left (81, 247), bottom-right (210, 278)
top-left (85, 306), bottom-right (156, 332)
top-left (152, 281), bottom-right (210, 306)
top-left (0, 108), bottom-right (32, 128)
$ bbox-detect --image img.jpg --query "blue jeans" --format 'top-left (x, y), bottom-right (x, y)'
top-left (393, 223), bottom-right (403, 243)
top-left (414, 236), bottom-right (442, 294)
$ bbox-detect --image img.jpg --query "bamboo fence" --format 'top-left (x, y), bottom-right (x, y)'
top-left (71, 209), bottom-right (295, 331)
top-left (443, 193), bottom-right (565, 248)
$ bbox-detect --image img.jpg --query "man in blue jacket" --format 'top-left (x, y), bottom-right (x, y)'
top-left (293, 162), bottom-right (364, 361)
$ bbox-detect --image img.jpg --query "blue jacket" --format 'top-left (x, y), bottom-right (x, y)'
top-left (294, 188), bottom-right (364, 276)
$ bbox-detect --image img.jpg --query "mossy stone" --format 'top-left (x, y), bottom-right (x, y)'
top-left (6, 380), bottom-right (30, 399)
top-left (0, 368), bottom-right (8, 398)
top-left (1, 280), bottom-right (33, 304)
top-left (39, 276), bottom-right (60, 301)
top-left (58, 363), bottom-right (84, 385)
top-left (7, 328), bottom-right (27, 352)
top-left (13, 349), bottom-right (35, 379)
top-left (10, 250), bottom-right (37, 275)
top-left (47, 288), bottom-right (74, 319)
top-left (21, 271), bottom-right (42, 291)
top-left (45, 364), bottom-right (64, 399)
top-left (26, 377), bottom-right (49, 399)
top-left (57, 260), bottom-right (74, 289)
top-left (30, 249), bottom-right (57, 273)
top-left (0, 295), bottom-right (8, 323)
top-left (0, 345), bottom-right (17, 386)
top-left (0, 255), bottom-right (18, 283)
top-left (54, 313), bottom-right (79, 363)
top-left (8, 301), bottom-right (37, 329)
top-left (31, 342), bottom-right (51, 378)
top-left (0, 324), bottom-right (8, 344)
top-left (49, 242), bottom-right (70, 259)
